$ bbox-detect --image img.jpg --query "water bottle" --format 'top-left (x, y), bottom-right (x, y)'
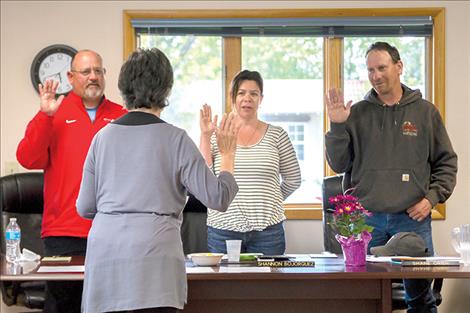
top-left (5, 217), bottom-right (21, 263)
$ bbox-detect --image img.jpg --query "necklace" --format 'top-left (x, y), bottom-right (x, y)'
top-left (239, 121), bottom-right (260, 146)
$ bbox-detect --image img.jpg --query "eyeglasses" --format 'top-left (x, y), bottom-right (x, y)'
top-left (71, 68), bottom-right (106, 77)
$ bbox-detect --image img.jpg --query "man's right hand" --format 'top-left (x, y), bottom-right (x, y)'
top-left (39, 80), bottom-right (64, 116)
top-left (325, 88), bottom-right (352, 123)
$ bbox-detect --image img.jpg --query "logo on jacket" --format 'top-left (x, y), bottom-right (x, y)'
top-left (103, 118), bottom-right (114, 123)
top-left (65, 119), bottom-right (77, 124)
top-left (402, 121), bottom-right (418, 136)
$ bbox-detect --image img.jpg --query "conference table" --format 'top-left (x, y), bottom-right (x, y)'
top-left (2, 255), bottom-right (470, 313)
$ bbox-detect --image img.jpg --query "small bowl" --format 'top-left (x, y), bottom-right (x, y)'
top-left (190, 253), bottom-right (224, 266)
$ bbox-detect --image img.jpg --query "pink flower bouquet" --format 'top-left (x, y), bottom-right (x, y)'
top-left (329, 194), bottom-right (374, 238)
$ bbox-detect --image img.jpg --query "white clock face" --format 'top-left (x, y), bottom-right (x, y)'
top-left (38, 52), bottom-right (73, 94)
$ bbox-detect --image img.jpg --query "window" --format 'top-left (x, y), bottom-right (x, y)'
top-left (242, 36), bottom-right (323, 204)
top-left (344, 37), bottom-right (427, 103)
top-left (287, 124), bottom-right (306, 161)
top-left (124, 8), bottom-right (446, 220)
top-left (138, 34), bottom-right (223, 144)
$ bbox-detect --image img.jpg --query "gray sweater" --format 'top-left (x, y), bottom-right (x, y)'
top-left (76, 112), bottom-right (238, 312)
top-left (325, 84), bottom-right (457, 213)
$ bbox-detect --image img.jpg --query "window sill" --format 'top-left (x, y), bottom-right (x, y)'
top-left (284, 204), bottom-right (446, 220)
top-left (285, 204), bottom-right (322, 220)
top-left (285, 208), bottom-right (322, 220)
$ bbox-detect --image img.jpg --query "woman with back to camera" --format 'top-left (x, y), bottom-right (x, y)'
top-left (200, 70), bottom-right (301, 255)
top-left (76, 48), bottom-right (239, 313)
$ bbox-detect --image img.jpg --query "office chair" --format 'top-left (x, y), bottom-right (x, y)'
top-left (321, 174), bottom-right (344, 255)
top-left (1, 172), bottom-right (45, 309)
top-left (321, 174), bottom-right (443, 310)
top-left (181, 193), bottom-right (208, 254)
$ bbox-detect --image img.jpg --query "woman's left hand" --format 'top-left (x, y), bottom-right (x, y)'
top-left (200, 103), bottom-right (218, 137)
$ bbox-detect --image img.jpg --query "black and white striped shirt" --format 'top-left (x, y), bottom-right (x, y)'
top-left (208, 124), bottom-right (301, 232)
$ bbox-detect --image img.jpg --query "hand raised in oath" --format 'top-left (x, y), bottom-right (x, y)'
top-left (216, 112), bottom-right (241, 156)
top-left (199, 103), bottom-right (218, 138)
top-left (325, 88), bottom-right (352, 124)
top-left (39, 80), bottom-right (65, 116)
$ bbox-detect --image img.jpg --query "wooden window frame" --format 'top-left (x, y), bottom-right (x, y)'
top-left (123, 7), bottom-right (446, 220)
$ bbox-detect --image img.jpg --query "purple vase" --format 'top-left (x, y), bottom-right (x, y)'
top-left (336, 231), bottom-right (372, 266)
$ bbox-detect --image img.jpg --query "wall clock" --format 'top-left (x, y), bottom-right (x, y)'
top-left (30, 44), bottom-right (77, 96)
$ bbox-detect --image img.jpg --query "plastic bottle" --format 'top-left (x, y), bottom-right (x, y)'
top-left (5, 217), bottom-right (21, 263)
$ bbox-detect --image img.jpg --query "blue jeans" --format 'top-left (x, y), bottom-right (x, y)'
top-left (366, 212), bottom-right (437, 313)
top-left (207, 222), bottom-right (285, 255)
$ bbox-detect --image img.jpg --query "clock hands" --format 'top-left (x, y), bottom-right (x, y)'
top-left (56, 63), bottom-right (73, 84)
top-left (43, 64), bottom-right (70, 87)
top-left (43, 72), bottom-right (60, 82)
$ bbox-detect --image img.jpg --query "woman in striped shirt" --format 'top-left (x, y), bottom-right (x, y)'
top-left (200, 70), bottom-right (301, 255)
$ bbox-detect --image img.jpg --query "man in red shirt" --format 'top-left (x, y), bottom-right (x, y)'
top-left (17, 50), bottom-right (126, 312)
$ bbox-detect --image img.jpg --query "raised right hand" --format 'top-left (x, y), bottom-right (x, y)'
top-left (325, 88), bottom-right (352, 123)
top-left (216, 112), bottom-right (241, 156)
top-left (199, 103), bottom-right (218, 137)
top-left (39, 80), bottom-right (64, 116)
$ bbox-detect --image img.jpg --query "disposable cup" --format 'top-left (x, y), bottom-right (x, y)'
top-left (226, 240), bottom-right (242, 262)
top-left (452, 224), bottom-right (470, 265)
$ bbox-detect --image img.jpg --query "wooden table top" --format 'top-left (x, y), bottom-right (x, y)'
top-left (2, 255), bottom-right (470, 281)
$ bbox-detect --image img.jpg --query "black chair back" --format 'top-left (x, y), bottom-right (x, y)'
top-left (321, 174), bottom-right (343, 254)
top-left (181, 194), bottom-right (208, 254)
top-left (1, 172), bottom-right (45, 308)
top-left (1, 172), bottom-right (44, 256)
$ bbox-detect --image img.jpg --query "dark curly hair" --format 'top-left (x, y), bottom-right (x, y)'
top-left (229, 70), bottom-right (263, 104)
top-left (365, 42), bottom-right (401, 64)
top-left (118, 48), bottom-right (173, 110)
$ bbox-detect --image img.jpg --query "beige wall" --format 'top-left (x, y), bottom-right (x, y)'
top-left (1, 1), bottom-right (469, 312)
